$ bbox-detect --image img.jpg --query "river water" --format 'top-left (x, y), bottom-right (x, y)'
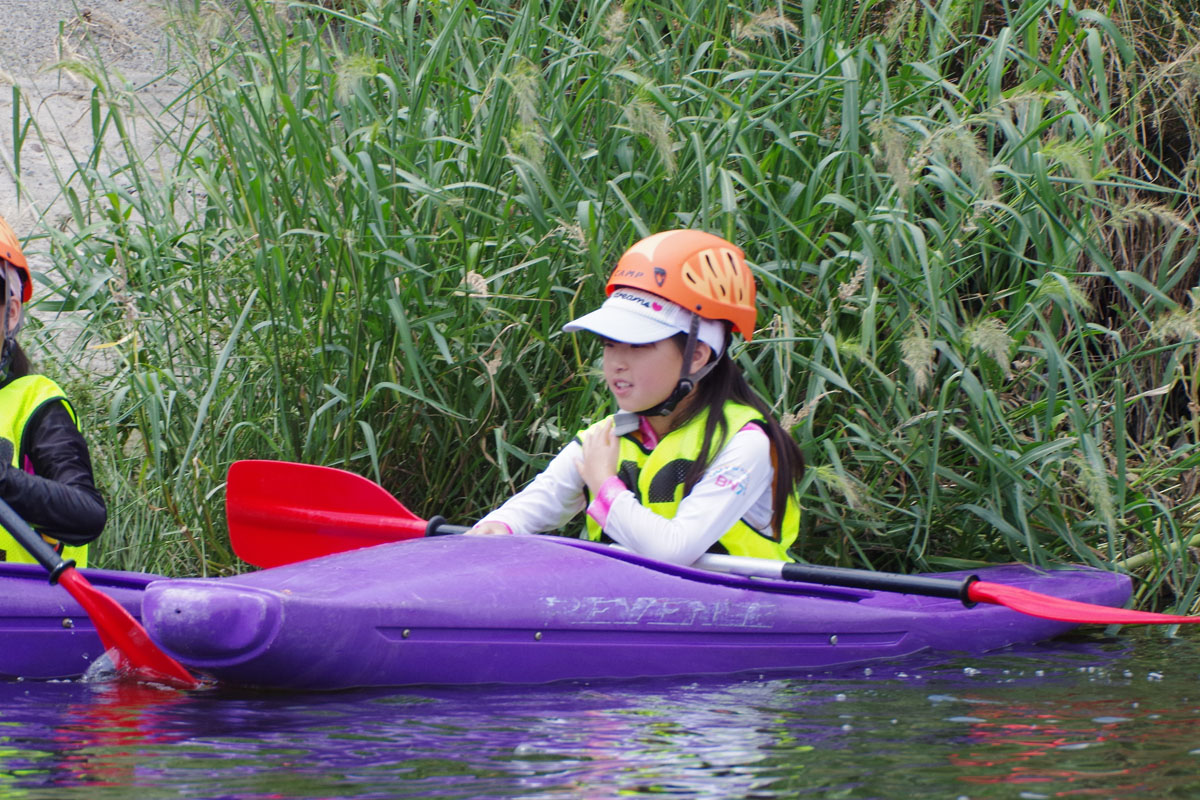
top-left (1, 630), bottom-right (1198, 799)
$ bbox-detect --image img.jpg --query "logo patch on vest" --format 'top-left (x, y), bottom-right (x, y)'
top-left (712, 465), bottom-right (749, 496)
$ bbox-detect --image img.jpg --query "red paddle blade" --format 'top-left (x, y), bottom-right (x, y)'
top-left (58, 569), bottom-right (200, 689)
top-left (969, 581), bottom-right (1200, 625)
top-left (227, 460), bottom-right (427, 568)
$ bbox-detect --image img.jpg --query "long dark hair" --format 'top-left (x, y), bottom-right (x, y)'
top-left (669, 333), bottom-right (805, 536)
top-left (5, 341), bottom-right (30, 380)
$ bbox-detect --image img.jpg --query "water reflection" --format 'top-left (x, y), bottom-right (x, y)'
top-left (941, 645), bottom-right (1200, 797)
top-left (0, 632), bottom-right (1195, 799)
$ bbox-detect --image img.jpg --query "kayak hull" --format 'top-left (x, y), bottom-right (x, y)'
top-left (0, 563), bottom-right (158, 680)
top-left (142, 536), bottom-right (1133, 690)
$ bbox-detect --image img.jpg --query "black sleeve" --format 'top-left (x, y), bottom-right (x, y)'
top-left (0, 400), bottom-right (107, 545)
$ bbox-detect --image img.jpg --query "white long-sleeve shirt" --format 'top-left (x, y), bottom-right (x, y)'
top-left (477, 417), bottom-right (776, 564)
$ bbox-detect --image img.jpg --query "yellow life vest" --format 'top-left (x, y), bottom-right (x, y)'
top-left (0, 375), bottom-right (89, 567)
top-left (581, 402), bottom-right (800, 560)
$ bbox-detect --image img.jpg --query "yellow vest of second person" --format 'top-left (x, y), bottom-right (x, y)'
top-left (582, 403), bottom-right (800, 560)
top-left (0, 375), bottom-right (89, 567)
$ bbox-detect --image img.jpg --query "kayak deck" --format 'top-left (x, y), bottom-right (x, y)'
top-left (142, 536), bottom-right (1133, 691)
top-left (0, 563), bottom-right (157, 680)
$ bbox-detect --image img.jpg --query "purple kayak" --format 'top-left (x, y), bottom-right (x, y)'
top-left (142, 535), bottom-right (1132, 691)
top-left (0, 562), bottom-right (158, 680)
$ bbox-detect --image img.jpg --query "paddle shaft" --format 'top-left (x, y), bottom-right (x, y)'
top-left (421, 515), bottom-right (978, 602)
top-left (425, 515), bottom-right (471, 537)
top-left (696, 552), bottom-right (978, 603)
top-left (0, 496), bottom-right (76, 582)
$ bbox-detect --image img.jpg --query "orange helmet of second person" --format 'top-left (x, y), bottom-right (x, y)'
top-left (0, 214), bottom-right (32, 303)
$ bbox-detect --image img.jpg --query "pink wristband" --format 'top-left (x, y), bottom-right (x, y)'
top-left (586, 476), bottom-right (627, 527)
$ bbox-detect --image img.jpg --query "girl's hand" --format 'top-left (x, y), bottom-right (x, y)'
top-left (465, 521), bottom-right (512, 535)
top-left (576, 419), bottom-right (619, 497)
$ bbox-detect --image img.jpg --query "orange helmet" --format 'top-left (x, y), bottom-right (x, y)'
top-left (0, 214), bottom-right (32, 302)
top-left (607, 230), bottom-right (757, 340)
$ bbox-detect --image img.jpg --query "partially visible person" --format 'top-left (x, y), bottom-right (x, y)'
top-left (467, 229), bottom-right (804, 564)
top-left (0, 213), bottom-right (106, 564)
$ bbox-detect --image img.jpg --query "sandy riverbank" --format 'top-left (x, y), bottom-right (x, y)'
top-left (0, 0), bottom-right (181, 353)
top-left (0, 0), bottom-right (176, 274)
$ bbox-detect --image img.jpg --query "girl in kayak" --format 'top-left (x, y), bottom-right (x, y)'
top-left (0, 214), bottom-right (106, 565)
top-left (467, 229), bottom-right (804, 564)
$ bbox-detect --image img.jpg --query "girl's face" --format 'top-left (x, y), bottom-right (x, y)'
top-left (601, 338), bottom-right (710, 413)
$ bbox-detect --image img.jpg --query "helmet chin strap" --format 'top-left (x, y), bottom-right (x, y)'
top-left (612, 314), bottom-right (716, 436)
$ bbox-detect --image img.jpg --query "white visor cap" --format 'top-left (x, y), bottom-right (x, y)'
top-left (563, 288), bottom-right (726, 357)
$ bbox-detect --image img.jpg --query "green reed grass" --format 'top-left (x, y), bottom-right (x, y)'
top-left (7, 0), bottom-right (1200, 609)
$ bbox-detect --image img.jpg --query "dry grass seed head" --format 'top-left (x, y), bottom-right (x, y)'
top-left (965, 317), bottom-right (1014, 378)
top-left (836, 259), bottom-right (870, 302)
top-left (901, 321), bottom-right (934, 392)
top-left (462, 271), bottom-right (489, 298)
top-left (334, 54), bottom-right (378, 104)
top-left (623, 96), bottom-right (676, 175)
top-left (811, 464), bottom-right (868, 512)
top-left (870, 119), bottom-right (917, 201)
top-left (1031, 273), bottom-right (1094, 316)
top-left (602, 7), bottom-right (629, 50)
top-left (782, 391), bottom-right (838, 429)
top-left (1149, 290), bottom-right (1200, 342)
top-left (1104, 202), bottom-right (1195, 235)
top-left (506, 58), bottom-right (545, 163)
top-left (733, 11), bottom-right (799, 42)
